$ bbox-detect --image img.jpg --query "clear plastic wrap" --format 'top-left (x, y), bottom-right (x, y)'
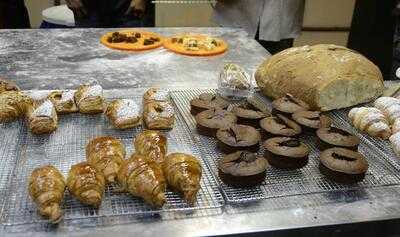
top-left (217, 63), bottom-right (252, 101)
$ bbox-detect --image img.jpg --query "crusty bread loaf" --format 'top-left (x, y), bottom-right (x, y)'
top-left (255, 44), bottom-right (384, 111)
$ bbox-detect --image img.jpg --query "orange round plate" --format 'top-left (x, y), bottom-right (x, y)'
top-left (100, 30), bottom-right (164, 51)
top-left (163, 34), bottom-right (228, 56)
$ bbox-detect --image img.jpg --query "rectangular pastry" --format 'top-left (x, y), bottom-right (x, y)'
top-left (143, 101), bottom-right (175, 130)
top-left (105, 99), bottom-right (141, 129)
top-left (48, 90), bottom-right (78, 114)
top-left (74, 84), bottom-right (104, 114)
top-left (27, 100), bottom-right (58, 134)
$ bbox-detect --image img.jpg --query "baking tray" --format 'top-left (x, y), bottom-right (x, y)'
top-left (170, 89), bottom-right (400, 204)
top-left (0, 93), bottom-right (223, 231)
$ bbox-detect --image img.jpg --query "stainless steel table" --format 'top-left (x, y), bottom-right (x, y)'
top-left (1, 27), bottom-right (400, 237)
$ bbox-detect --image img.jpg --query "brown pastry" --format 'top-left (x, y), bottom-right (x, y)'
top-left (231, 102), bottom-right (269, 127)
top-left (86, 136), bottom-right (126, 183)
top-left (105, 99), bottom-right (141, 129)
top-left (195, 108), bottom-right (237, 137)
top-left (259, 114), bottom-right (302, 138)
top-left (0, 91), bottom-right (33, 123)
top-left (143, 87), bottom-right (169, 104)
top-left (271, 94), bottom-right (310, 116)
top-left (143, 100), bottom-right (175, 130)
top-left (47, 90), bottom-right (78, 114)
top-left (134, 130), bottom-right (167, 165)
top-left (190, 93), bottom-right (229, 115)
top-left (218, 151), bottom-right (268, 188)
top-left (319, 147), bottom-right (368, 183)
top-left (0, 78), bottom-right (19, 94)
top-left (118, 153), bottom-right (166, 207)
top-left (291, 111), bottom-right (332, 132)
top-left (316, 126), bottom-right (360, 151)
top-left (26, 100), bottom-right (58, 134)
top-left (163, 153), bottom-right (202, 205)
top-left (216, 124), bottom-right (261, 153)
top-left (28, 165), bottom-right (66, 223)
top-left (263, 137), bottom-right (310, 169)
top-left (74, 84), bottom-right (104, 114)
top-left (67, 162), bottom-right (105, 208)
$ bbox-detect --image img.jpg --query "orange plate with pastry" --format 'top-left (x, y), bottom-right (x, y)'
top-left (163, 34), bottom-right (228, 56)
top-left (100, 30), bottom-right (163, 51)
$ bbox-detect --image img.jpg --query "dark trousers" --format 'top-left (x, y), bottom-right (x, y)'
top-left (0, 0), bottom-right (30, 29)
top-left (255, 26), bottom-right (294, 55)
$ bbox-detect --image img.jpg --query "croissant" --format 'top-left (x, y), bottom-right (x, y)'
top-left (117, 153), bottom-right (166, 207)
top-left (105, 99), bottom-right (141, 129)
top-left (390, 132), bottom-right (400, 157)
top-left (163, 153), bottom-right (202, 205)
top-left (0, 91), bottom-right (33, 123)
top-left (86, 136), bottom-right (126, 183)
top-left (348, 107), bottom-right (391, 139)
top-left (48, 90), bottom-right (78, 114)
top-left (28, 165), bottom-right (66, 223)
top-left (27, 100), bottom-right (58, 134)
top-left (67, 162), bottom-right (105, 208)
top-left (74, 84), bottom-right (104, 114)
top-left (374, 97), bottom-right (400, 124)
top-left (143, 101), bottom-right (175, 130)
top-left (134, 130), bottom-right (167, 165)
top-left (0, 78), bottom-right (19, 94)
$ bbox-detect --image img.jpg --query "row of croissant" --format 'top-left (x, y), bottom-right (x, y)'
top-left (28, 131), bottom-right (202, 224)
top-left (348, 96), bottom-right (400, 156)
top-left (0, 79), bottom-right (176, 133)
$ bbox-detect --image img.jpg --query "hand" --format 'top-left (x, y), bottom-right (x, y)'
top-left (66, 0), bottom-right (87, 18)
top-left (131, 0), bottom-right (146, 18)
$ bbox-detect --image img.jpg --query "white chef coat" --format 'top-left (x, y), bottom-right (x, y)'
top-left (212, 0), bottom-right (305, 42)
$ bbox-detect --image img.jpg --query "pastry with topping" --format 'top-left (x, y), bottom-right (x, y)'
top-left (259, 114), bottom-right (302, 138)
top-left (74, 84), bottom-right (104, 114)
top-left (48, 90), bottom-right (78, 114)
top-left (0, 91), bottom-right (33, 123)
top-left (143, 100), bottom-right (175, 130)
top-left (164, 34), bottom-right (228, 56)
top-left (143, 87), bottom-right (169, 104)
top-left (105, 99), bottom-right (141, 129)
top-left (134, 130), bottom-right (167, 165)
top-left (292, 111), bottom-right (332, 132)
top-left (348, 107), bottom-right (391, 139)
top-left (316, 126), bottom-right (360, 151)
top-left (218, 151), bottom-right (268, 188)
top-left (190, 93), bottom-right (229, 115)
top-left (195, 108), bottom-right (237, 137)
top-left (26, 100), bottom-right (58, 134)
top-left (216, 124), bottom-right (261, 153)
top-left (231, 101), bottom-right (269, 127)
top-left (263, 137), bottom-right (310, 169)
top-left (271, 94), bottom-right (310, 116)
top-left (319, 147), bottom-right (368, 183)
top-left (100, 30), bottom-right (163, 51)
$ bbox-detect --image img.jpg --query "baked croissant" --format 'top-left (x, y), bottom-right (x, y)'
top-left (374, 97), bottom-right (400, 124)
top-left (86, 136), bottom-right (126, 183)
top-left (74, 84), bottom-right (104, 114)
top-left (348, 107), bottom-right (391, 139)
top-left (28, 165), bottom-right (66, 223)
top-left (0, 91), bottom-right (33, 123)
top-left (0, 78), bottom-right (19, 94)
top-left (27, 100), bottom-right (58, 134)
top-left (134, 130), bottom-right (167, 165)
top-left (143, 87), bottom-right (169, 104)
top-left (143, 101), bottom-right (175, 130)
top-left (48, 90), bottom-right (78, 114)
top-left (105, 99), bottom-right (141, 129)
top-left (117, 153), bottom-right (166, 207)
top-left (67, 162), bottom-right (105, 208)
top-left (163, 153), bottom-right (202, 205)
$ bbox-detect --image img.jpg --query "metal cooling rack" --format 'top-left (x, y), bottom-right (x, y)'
top-left (170, 89), bottom-right (400, 204)
top-left (0, 94), bottom-right (223, 231)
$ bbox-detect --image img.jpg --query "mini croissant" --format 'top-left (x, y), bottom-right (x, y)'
top-left (134, 130), bottom-right (167, 165)
top-left (163, 153), bottom-right (202, 205)
top-left (86, 136), bottom-right (126, 183)
top-left (67, 162), bottom-right (105, 208)
top-left (28, 165), bottom-right (66, 223)
top-left (118, 153), bottom-right (166, 207)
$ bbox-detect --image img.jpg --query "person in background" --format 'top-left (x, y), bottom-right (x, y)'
top-left (212, 0), bottom-right (305, 55)
top-left (66, 0), bottom-right (154, 28)
top-left (0, 0), bottom-right (30, 29)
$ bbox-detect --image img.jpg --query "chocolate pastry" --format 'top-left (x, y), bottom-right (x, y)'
top-left (319, 147), bottom-right (368, 183)
top-left (218, 151), bottom-right (268, 188)
top-left (190, 93), bottom-right (229, 115)
top-left (316, 126), bottom-right (360, 151)
top-left (216, 124), bottom-right (261, 153)
top-left (292, 111), bottom-right (332, 132)
top-left (271, 94), bottom-right (310, 116)
top-left (231, 102), bottom-right (269, 127)
top-left (195, 109), bottom-right (237, 137)
top-left (259, 114), bottom-right (302, 138)
top-left (263, 137), bottom-right (310, 169)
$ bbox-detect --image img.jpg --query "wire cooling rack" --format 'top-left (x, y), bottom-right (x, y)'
top-left (0, 94), bottom-right (223, 231)
top-left (170, 89), bottom-right (400, 204)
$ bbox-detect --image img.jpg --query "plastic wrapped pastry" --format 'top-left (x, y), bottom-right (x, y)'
top-left (74, 84), bottom-right (104, 114)
top-left (48, 90), bottom-right (78, 114)
top-left (134, 130), bottom-right (167, 165)
top-left (218, 63), bottom-right (252, 100)
top-left (28, 165), bottom-right (66, 223)
top-left (67, 162), bottom-right (105, 208)
top-left (348, 107), bottom-right (391, 139)
top-left (118, 153), bottom-right (166, 207)
top-left (0, 91), bottom-right (33, 123)
top-left (105, 99), bottom-right (141, 129)
top-left (26, 100), bottom-right (58, 134)
top-left (163, 153), bottom-right (202, 205)
top-left (86, 136), bottom-right (126, 183)
top-left (374, 97), bottom-right (400, 124)
top-left (0, 78), bottom-right (19, 94)
top-left (143, 87), bottom-right (169, 104)
top-left (143, 101), bottom-right (175, 130)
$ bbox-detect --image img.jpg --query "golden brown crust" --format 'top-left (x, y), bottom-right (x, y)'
top-left (74, 84), bottom-right (104, 114)
top-left (100, 30), bottom-right (163, 51)
top-left (86, 136), bottom-right (126, 184)
top-left (28, 165), bottom-right (65, 223)
top-left (134, 130), bottom-right (167, 165)
top-left (105, 99), bottom-right (141, 129)
top-left (0, 78), bottom-right (20, 94)
top-left (26, 100), bottom-right (58, 134)
top-left (0, 91), bottom-right (33, 123)
top-left (143, 88), bottom-right (169, 104)
top-left (143, 101), bottom-right (175, 130)
top-left (163, 34), bottom-right (228, 56)
top-left (48, 90), bottom-right (78, 114)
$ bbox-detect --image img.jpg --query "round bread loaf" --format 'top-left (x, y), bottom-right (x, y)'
top-left (255, 44), bottom-right (384, 111)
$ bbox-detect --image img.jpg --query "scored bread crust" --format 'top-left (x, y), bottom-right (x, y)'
top-left (255, 44), bottom-right (384, 111)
